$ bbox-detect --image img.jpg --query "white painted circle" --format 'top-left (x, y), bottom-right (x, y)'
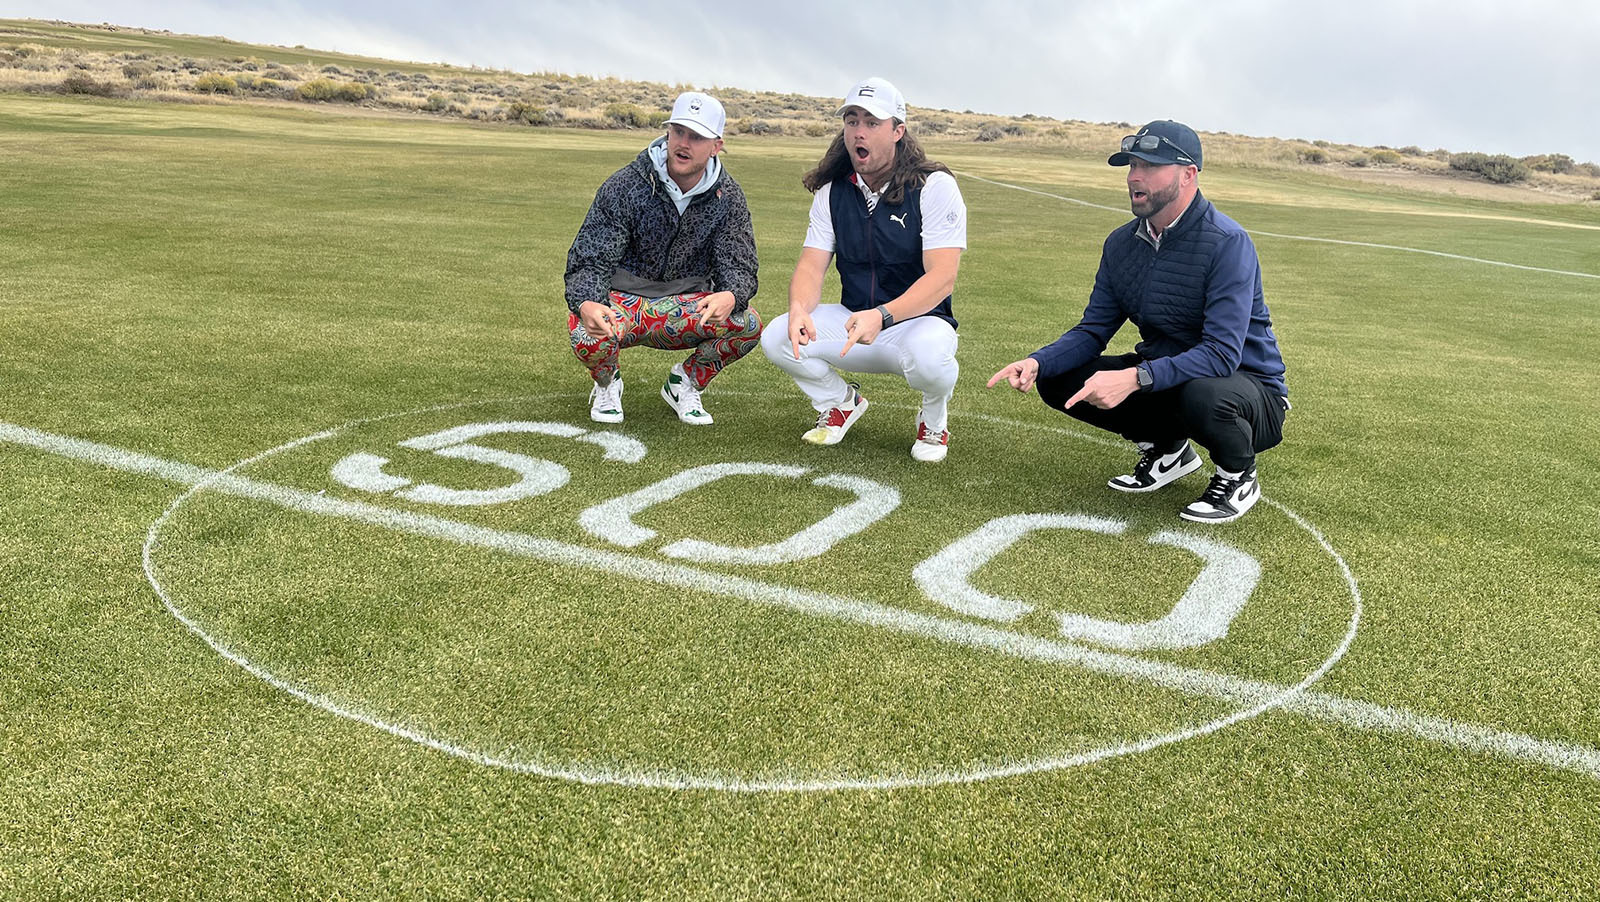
top-left (143, 396), bottom-right (1363, 792)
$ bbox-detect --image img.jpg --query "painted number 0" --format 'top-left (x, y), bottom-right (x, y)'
top-left (577, 462), bottom-right (900, 564)
top-left (913, 514), bottom-right (1260, 650)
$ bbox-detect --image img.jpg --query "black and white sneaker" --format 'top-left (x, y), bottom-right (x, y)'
top-left (1108, 442), bottom-right (1201, 493)
top-left (1180, 469), bottom-right (1261, 524)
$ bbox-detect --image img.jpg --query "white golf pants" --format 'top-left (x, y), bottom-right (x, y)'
top-left (761, 305), bottom-right (959, 431)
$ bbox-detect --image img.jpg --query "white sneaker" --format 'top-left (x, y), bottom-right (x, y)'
top-left (589, 377), bottom-right (623, 423)
top-left (802, 384), bottom-right (868, 445)
top-left (661, 363), bottom-right (713, 425)
top-left (1179, 469), bottom-right (1261, 523)
top-left (911, 418), bottom-right (949, 462)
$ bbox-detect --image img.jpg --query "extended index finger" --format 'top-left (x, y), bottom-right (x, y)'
top-left (985, 367), bottom-right (1012, 389)
top-left (1064, 386), bottom-right (1089, 409)
top-left (839, 331), bottom-right (861, 357)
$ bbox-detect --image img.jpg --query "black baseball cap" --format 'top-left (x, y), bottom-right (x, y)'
top-left (1108, 120), bottom-right (1203, 170)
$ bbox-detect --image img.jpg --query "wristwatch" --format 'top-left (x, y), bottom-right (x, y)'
top-left (877, 305), bottom-right (895, 329)
top-left (1135, 363), bottom-right (1154, 391)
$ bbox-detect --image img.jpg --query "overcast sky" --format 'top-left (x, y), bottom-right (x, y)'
top-left (10, 0), bottom-right (1597, 162)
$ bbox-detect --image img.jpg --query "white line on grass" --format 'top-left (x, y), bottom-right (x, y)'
top-left (5, 419), bottom-right (1598, 787)
top-left (133, 411), bottom-right (1351, 791)
top-left (958, 172), bottom-right (1600, 281)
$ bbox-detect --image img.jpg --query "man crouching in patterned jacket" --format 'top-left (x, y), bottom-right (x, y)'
top-left (564, 91), bottom-right (761, 426)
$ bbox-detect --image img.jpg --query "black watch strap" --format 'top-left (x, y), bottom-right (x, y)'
top-left (1135, 363), bottom-right (1154, 391)
top-left (878, 305), bottom-right (895, 329)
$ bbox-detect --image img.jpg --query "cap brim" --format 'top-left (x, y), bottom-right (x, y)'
top-left (667, 118), bottom-right (720, 139)
top-left (1107, 150), bottom-right (1181, 167)
top-left (838, 101), bottom-right (897, 121)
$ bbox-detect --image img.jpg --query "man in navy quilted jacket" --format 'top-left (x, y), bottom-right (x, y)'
top-left (987, 120), bottom-right (1289, 524)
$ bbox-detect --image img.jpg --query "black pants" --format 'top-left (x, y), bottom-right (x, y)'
top-left (1036, 353), bottom-right (1287, 473)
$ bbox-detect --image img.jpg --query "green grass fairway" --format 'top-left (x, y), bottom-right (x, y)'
top-left (4, 92), bottom-right (1600, 900)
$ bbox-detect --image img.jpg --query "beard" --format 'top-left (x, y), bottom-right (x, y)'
top-left (668, 153), bottom-right (704, 183)
top-left (1130, 177), bottom-right (1181, 219)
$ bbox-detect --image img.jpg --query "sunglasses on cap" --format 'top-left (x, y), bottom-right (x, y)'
top-left (1120, 133), bottom-right (1196, 166)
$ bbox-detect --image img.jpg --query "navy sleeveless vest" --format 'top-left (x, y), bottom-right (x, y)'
top-left (829, 175), bottom-right (956, 329)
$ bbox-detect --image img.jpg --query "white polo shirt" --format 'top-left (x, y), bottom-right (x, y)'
top-left (803, 170), bottom-right (967, 252)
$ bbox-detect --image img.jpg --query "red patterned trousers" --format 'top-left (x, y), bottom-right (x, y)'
top-left (569, 291), bottom-right (763, 390)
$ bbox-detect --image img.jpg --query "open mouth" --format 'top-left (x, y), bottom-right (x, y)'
top-left (854, 146), bottom-right (869, 161)
top-left (1131, 190), bottom-right (1148, 202)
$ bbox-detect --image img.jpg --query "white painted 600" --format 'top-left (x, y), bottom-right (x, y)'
top-left (330, 421), bottom-right (1260, 651)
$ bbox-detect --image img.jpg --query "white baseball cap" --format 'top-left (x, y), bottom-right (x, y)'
top-left (666, 91), bottom-right (725, 139)
top-left (837, 76), bottom-right (906, 122)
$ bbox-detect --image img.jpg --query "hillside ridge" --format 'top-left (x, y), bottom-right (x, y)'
top-left (4, 17), bottom-right (1596, 202)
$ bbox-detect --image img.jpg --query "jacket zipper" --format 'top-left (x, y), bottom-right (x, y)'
top-left (658, 174), bottom-right (721, 282)
top-left (863, 192), bottom-right (879, 305)
top-left (655, 175), bottom-right (688, 282)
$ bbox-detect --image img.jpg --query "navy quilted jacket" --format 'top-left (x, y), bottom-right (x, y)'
top-left (564, 141), bottom-right (758, 314)
top-left (1031, 192), bottom-right (1287, 398)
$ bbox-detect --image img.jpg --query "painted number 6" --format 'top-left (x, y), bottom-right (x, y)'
top-left (329, 421), bottom-right (645, 506)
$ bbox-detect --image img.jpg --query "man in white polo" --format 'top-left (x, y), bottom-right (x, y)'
top-left (760, 76), bottom-right (967, 461)
top-left (565, 91), bottom-right (761, 426)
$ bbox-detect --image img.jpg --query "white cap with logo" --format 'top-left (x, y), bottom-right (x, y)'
top-left (837, 76), bottom-right (906, 122)
top-left (666, 91), bottom-right (725, 139)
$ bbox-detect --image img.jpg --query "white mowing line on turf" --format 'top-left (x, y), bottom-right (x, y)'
top-left (4, 419), bottom-right (1599, 783)
top-left (958, 172), bottom-right (1600, 281)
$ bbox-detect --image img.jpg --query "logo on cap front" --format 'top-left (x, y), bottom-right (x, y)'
top-left (858, 86), bottom-right (876, 98)
top-left (689, 98), bottom-right (702, 112)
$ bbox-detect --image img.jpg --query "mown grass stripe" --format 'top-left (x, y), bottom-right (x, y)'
top-left (6, 419), bottom-right (1597, 786)
top-left (960, 172), bottom-right (1600, 280)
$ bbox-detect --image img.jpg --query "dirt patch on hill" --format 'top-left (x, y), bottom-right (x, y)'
top-left (1335, 166), bottom-right (1595, 205)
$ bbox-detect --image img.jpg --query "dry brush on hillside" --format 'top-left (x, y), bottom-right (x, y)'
top-left (4, 20), bottom-right (1598, 201)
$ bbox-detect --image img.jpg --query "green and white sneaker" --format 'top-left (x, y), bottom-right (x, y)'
top-left (661, 363), bottom-right (713, 425)
top-left (589, 377), bottom-right (623, 423)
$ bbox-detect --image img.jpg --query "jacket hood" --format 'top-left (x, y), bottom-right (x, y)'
top-left (634, 136), bottom-right (723, 203)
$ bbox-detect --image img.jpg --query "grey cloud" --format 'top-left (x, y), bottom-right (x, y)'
top-left (9, 0), bottom-right (1596, 160)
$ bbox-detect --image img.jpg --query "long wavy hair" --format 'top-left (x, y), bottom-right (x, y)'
top-left (801, 125), bottom-right (951, 207)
